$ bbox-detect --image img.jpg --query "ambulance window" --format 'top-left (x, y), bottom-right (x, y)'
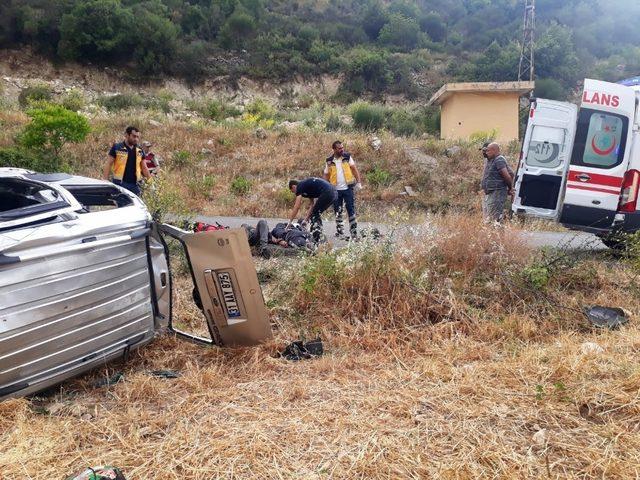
top-left (571, 108), bottom-right (628, 169)
top-left (525, 125), bottom-right (564, 168)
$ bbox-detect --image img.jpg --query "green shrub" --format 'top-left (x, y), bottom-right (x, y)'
top-left (325, 114), bottom-right (345, 131)
top-left (378, 13), bottom-right (422, 50)
top-left (387, 110), bottom-right (418, 136)
top-left (351, 102), bottom-right (387, 130)
top-left (187, 174), bottom-right (216, 199)
top-left (98, 93), bottom-right (143, 111)
top-left (366, 167), bottom-right (393, 187)
top-left (188, 98), bottom-right (242, 121)
top-left (18, 85), bottom-right (52, 108)
top-left (246, 98), bottom-right (275, 119)
top-left (18, 103), bottom-right (91, 158)
top-left (0, 147), bottom-right (66, 173)
top-left (230, 175), bottom-right (252, 196)
top-left (276, 187), bottom-right (295, 205)
top-left (61, 89), bottom-right (86, 112)
top-left (172, 150), bottom-right (192, 168)
top-left (141, 171), bottom-right (190, 222)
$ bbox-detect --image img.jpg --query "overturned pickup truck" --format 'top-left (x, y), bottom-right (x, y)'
top-left (0, 168), bottom-right (271, 401)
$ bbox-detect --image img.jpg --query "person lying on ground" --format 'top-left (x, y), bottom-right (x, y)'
top-left (287, 177), bottom-right (337, 244)
top-left (270, 222), bottom-right (315, 252)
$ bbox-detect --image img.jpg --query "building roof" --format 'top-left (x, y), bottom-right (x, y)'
top-left (427, 81), bottom-right (535, 106)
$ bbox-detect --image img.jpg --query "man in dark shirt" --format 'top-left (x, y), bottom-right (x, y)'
top-left (287, 177), bottom-right (338, 244)
top-left (104, 126), bottom-right (150, 195)
top-left (481, 142), bottom-right (514, 223)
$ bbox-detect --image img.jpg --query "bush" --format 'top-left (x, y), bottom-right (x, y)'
top-left (246, 98), bottom-right (275, 119)
top-left (141, 171), bottom-right (190, 222)
top-left (219, 8), bottom-right (256, 48)
top-left (189, 98), bottom-right (242, 121)
top-left (366, 167), bottom-right (393, 187)
top-left (230, 175), bottom-right (252, 196)
top-left (325, 114), bottom-right (345, 132)
top-left (351, 102), bottom-right (387, 131)
top-left (18, 85), bottom-right (52, 108)
top-left (0, 147), bottom-right (65, 173)
top-left (18, 103), bottom-right (91, 158)
top-left (378, 14), bottom-right (422, 50)
top-left (387, 110), bottom-right (418, 136)
top-left (342, 47), bottom-right (393, 94)
top-left (187, 174), bottom-right (216, 199)
top-left (98, 94), bottom-right (143, 111)
top-left (172, 150), bottom-right (192, 168)
top-left (61, 89), bottom-right (86, 112)
top-left (534, 78), bottom-right (567, 101)
top-left (58, 0), bottom-right (135, 62)
top-left (276, 187), bottom-right (295, 205)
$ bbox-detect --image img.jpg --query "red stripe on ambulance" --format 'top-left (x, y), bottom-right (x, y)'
top-left (567, 170), bottom-right (623, 188)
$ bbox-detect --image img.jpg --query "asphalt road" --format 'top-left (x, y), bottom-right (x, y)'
top-left (195, 214), bottom-right (608, 251)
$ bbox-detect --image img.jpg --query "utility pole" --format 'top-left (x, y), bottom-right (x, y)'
top-left (518, 0), bottom-right (535, 82)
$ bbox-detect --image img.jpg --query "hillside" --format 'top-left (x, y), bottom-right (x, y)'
top-left (1, 0), bottom-right (640, 102)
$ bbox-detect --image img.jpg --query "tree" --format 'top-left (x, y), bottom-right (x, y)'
top-left (467, 41), bottom-right (520, 82)
top-left (342, 48), bottom-right (393, 93)
top-left (362, 2), bottom-right (388, 40)
top-left (534, 78), bottom-right (567, 100)
top-left (535, 25), bottom-right (581, 88)
top-left (378, 14), bottom-right (421, 50)
top-left (19, 104), bottom-right (91, 159)
top-left (58, 0), bottom-right (135, 61)
top-left (420, 12), bottom-right (447, 43)
top-left (219, 6), bottom-right (257, 48)
top-left (131, 6), bottom-right (180, 74)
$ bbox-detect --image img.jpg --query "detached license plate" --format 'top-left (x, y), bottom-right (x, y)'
top-left (217, 271), bottom-right (241, 318)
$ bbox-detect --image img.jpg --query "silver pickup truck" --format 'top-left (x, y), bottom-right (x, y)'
top-left (0, 168), bottom-right (271, 401)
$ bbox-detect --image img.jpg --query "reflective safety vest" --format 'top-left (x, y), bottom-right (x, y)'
top-left (110, 142), bottom-right (143, 182)
top-left (326, 153), bottom-right (355, 186)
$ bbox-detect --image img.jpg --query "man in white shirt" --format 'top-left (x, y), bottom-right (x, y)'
top-left (323, 140), bottom-right (363, 239)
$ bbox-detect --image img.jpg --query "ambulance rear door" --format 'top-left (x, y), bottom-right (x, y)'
top-left (559, 79), bottom-right (636, 232)
top-left (512, 99), bottom-right (578, 220)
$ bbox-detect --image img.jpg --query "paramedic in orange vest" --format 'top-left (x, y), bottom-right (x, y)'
top-left (323, 140), bottom-right (363, 239)
top-left (103, 126), bottom-right (150, 196)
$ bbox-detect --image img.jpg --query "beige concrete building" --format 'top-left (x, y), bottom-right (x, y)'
top-left (427, 81), bottom-right (535, 142)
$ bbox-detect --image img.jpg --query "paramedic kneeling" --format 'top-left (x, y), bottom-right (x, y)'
top-left (288, 178), bottom-right (338, 244)
top-left (481, 142), bottom-right (514, 223)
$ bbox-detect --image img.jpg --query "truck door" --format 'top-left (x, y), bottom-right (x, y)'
top-left (512, 99), bottom-right (578, 219)
top-left (159, 224), bottom-right (272, 347)
top-left (559, 79), bottom-right (636, 231)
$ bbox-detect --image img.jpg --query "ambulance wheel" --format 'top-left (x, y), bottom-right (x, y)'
top-left (599, 232), bottom-right (630, 251)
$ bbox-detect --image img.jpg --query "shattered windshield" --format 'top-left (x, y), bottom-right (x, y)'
top-left (0, 177), bottom-right (70, 221)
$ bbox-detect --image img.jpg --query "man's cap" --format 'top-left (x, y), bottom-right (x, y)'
top-left (142, 141), bottom-right (152, 147)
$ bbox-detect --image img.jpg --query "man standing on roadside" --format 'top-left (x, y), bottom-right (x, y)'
top-left (481, 142), bottom-right (514, 223)
top-left (287, 177), bottom-right (338, 244)
top-left (104, 126), bottom-right (150, 195)
top-left (323, 140), bottom-right (363, 239)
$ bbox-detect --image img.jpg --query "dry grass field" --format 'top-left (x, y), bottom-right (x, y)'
top-left (0, 108), bottom-right (504, 222)
top-left (1, 215), bottom-right (640, 479)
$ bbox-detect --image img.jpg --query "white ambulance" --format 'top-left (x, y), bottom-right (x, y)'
top-left (512, 77), bottom-right (640, 248)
